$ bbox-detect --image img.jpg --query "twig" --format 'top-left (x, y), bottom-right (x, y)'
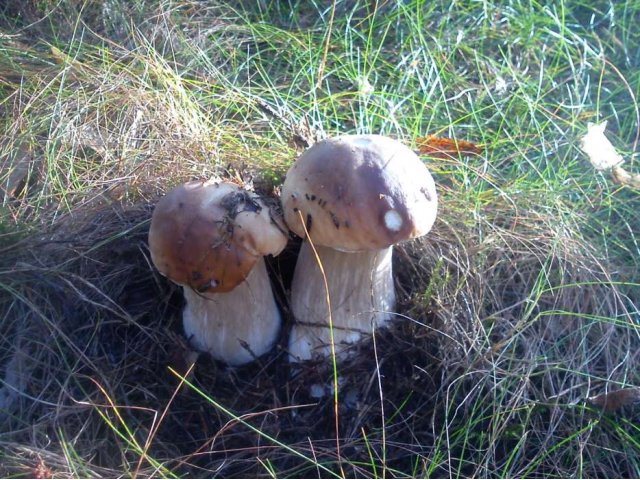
top-left (295, 210), bottom-right (345, 478)
top-left (316, 0), bottom-right (337, 91)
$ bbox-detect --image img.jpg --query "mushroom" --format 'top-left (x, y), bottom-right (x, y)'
top-left (281, 134), bottom-right (437, 361)
top-left (148, 179), bottom-right (288, 366)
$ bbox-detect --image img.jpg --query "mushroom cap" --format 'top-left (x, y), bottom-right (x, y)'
top-left (149, 179), bottom-right (287, 293)
top-left (281, 134), bottom-right (437, 252)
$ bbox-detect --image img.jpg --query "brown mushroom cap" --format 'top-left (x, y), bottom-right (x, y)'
top-left (149, 179), bottom-right (287, 293)
top-left (281, 134), bottom-right (438, 252)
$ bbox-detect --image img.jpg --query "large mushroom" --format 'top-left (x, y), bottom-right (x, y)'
top-left (149, 179), bottom-right (288, 366)
top-left (281, 134), bottom-right (437, 361)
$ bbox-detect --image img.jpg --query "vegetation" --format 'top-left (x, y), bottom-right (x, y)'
top-left (0, 0), bottom-right (638, 477)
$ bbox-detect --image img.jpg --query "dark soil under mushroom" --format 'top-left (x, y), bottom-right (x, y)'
top-left (0, 200), bottom-right (448, 478)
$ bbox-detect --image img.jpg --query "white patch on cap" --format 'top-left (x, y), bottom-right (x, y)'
top-left (350, 136), bottom-right (373, 148)
top-left (384, 209), bottom-right (403, 232)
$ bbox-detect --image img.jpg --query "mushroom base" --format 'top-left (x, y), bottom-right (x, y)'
top-left (182, 258), bottom-right (281, 366)
top-left (288, 243), bottom-right (396, 361)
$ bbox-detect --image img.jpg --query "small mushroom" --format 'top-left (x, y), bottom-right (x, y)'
top-left (149, 179), bottom-right (288, 366)
top-left (281, 134), bottom-right (437, 361)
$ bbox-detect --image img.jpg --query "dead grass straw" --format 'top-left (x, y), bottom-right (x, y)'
top-left (0, 172), bottom-right (636, 477)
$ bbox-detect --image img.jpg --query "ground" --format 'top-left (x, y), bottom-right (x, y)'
top-left (0, 1), bottom-right (639, 478)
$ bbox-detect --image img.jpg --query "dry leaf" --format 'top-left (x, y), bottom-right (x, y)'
top-left (611, 165), bottom-right (640, 188)
top-left (416, 135), bottom-right (483, 159)
top-left (587, 387), bottom-right (640, 412)
top-left (580, 121), bottom-right (625, 171)
top-left (580, 121), bottom-right (640, 189)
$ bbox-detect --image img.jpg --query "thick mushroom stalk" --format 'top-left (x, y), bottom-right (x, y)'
top-left (288, 243), bottom-right (395, 360)
top-left (182, 258), bottom-right (280, 365)
top-left (282, 135), bottom-right (437, 361)
top-left (149, 179), bottom-right (288, 366)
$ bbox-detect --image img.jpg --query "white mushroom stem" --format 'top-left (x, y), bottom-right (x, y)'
top-left (288, 242), bottom-right (396, 361)
top-left (182, 258), bottom-right (281, 366)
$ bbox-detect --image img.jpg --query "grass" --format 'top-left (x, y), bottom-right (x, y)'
top-left (0, 0), bottom-right (639, 477)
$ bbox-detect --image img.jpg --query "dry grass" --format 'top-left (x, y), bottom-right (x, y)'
top-left (0, 178), bottom-right (636, 477)
top-left (0, 0), bottom-right (639, 478)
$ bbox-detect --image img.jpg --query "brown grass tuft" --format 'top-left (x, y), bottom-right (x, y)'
top-left (0, 173), bottom-right (636, 477)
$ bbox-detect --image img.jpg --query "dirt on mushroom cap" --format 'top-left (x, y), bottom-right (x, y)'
top-left (149, 180), bottom-right (286, 293)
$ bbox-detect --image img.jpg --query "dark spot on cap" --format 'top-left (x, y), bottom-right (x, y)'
top-left (310, 194), bottom-right (316, 201)
top-left (329, 211), bottom-right (340, 229)
top-left (178, 202), bottom-right (184, 208)
top-left (420, 187), bottom-right (432, 202)
top-left (306, 214), bottom-right (313, 234)
top-left (305, 193), bottom-right (310, 200)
